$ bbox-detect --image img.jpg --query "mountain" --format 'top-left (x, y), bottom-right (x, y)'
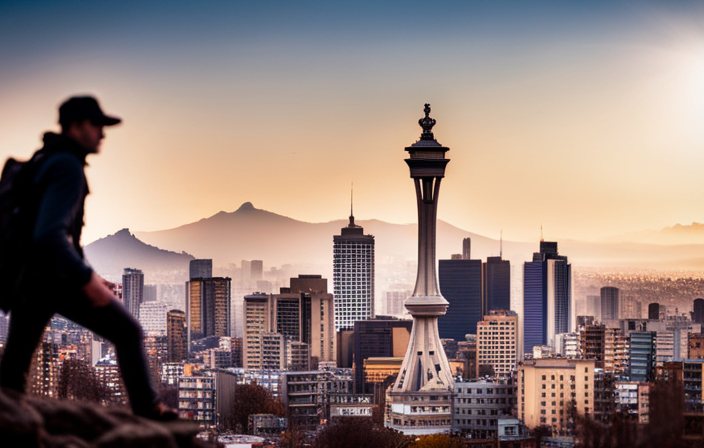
top-left (84, 228), bottom-right (195, 282)
top-left (133, 202), bottom-right (531, 270)
top-left (600, 223), bottom-right (704, 245)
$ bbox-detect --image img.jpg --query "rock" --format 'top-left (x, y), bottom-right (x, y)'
top-left (0, 390), bottom-right (215, 448)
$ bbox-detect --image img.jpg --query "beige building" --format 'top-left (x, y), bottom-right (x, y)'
top-left (604, 328), bottom-right (629, 375)
top-left (518, 358), bottom-right (596, 431)
top-left (476, 310), bottom-right (518, 378)
top-left (243, 276), bottom-right (335, 370)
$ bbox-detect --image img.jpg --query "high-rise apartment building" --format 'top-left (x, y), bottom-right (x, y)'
top-left (189, 259), bottom-right (212, 280)
top-left (122, 268), bottom-right (144, 319)
top-left (438, 258), bottom-right (482, 340)
top-left (601, 287), bottom-right (619, 321)
top-left (483, 256), bottom-right (510, 313)
top-left (251, 260), bottom-right (264, 281)
top-left (694, 299), bottom-right (704, 324)
top-left (186, 277), bottom-right (231, 342)
top-left (523, 241), bottom-right (572, 354)
top-left (476, 310), bottom-right (518, 378)
top-left (386, 289), bottom-right (411, 317)
top-left (629, 331), bottom-right (656, 382)
top-left (167, 309), bottom-right (187, 362)
top-left (243, 293), bottom-right (270, 370)
top-left (333, 211), bottom-right (375, 332)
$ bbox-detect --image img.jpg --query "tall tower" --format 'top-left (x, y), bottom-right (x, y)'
top-left (386, 104), bottom-right (454, 434)
top-left (333, 197), bottom-right (375, 332)
top-left (601, 286), bottom-right (619, 321)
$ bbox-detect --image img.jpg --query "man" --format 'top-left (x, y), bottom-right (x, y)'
top-left (0, 96), bottom-right (175, 420)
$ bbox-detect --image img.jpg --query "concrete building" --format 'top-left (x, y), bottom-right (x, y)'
top-left (167, 309), bottom-right (187, 362)
top-left (189, 259), bottom-right (212, 280)
top-left (353, 317), bottom-right (412, 393)
top-left (601, 287), bottom-right (619, 321)
top-left (281, 371), bottom-right (330, 431)
top-left (386, 104), bottom-right (455, 435)
top-left (689, 333), bottom-right (704, 360)
top-left (122, 268), bottom-right (144, 319)
top-left (452, 379), bottom-right (517, 438)
top-left (178, 376), bottom-right (215, 426)
top-left (386, 289), bottom-right (411, 317)
top-left (476, 310), bottom-right (518, 378)
top-left (333, 207), bottom-right (375, 332)
top-left (261, 332), bottom-right (286, 370)
top-left (186, 277), bottom-right (231, 342)
top-left (586, 295), bottom-right (602, 322)
top-left (518, 358), bottom-right (596, 432)
top-left (629, 331), bottom-right (656, 382)
top-left (138, 301), bottom-right (168, 335)
top-left (286, 341), bottom-right (311, 371)
top-left (615, 381), bottom-right (650, 423)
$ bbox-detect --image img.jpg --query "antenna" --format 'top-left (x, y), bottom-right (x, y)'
top-left (350, 183), bottom-right (354, 217)
top-left (500, 229), bottom-right (503, 258)
top-left (540, 224), bottom-right (544, 242)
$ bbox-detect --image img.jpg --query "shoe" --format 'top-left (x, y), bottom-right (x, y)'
top-left (138, 402), bottom-right (179, 421)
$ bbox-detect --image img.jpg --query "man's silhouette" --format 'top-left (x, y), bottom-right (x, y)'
top-left (0, 96), bottom-right (175, 420)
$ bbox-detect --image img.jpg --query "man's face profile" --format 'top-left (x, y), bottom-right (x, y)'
top-left (67, 119), bottom-right (105, 153)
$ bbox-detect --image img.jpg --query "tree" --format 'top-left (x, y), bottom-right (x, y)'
top-left (409, 434), bottom-right (464, 448)
top-left (312, 418), bottom-right (409, 448)
top-left (227, 382), bottom-right (284, 433)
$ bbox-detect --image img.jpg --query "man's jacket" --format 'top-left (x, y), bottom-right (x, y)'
top-left (27, 132), bottom-right (94, 290)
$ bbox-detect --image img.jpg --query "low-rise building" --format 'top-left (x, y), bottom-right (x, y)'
top-left (518, 358), bottom-right (596, 433)
top-left (451, 379), bottom-right (516, 438)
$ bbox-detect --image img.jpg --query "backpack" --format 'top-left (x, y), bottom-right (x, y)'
top-left (0, 152), bottom-right (45, 312)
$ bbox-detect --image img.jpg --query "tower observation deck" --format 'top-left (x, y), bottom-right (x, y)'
top-left (385, 104), bottom-right (455, 434)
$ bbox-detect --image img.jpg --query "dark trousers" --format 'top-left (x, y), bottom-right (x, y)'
top-left (0, 288), bottom-right (158, 414)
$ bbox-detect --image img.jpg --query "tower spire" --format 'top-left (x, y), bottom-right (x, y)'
top-left (500, 229), bottom-right (503, 258)
top-left (349, 183), bottom-right (355, 227)
top-left (540, 224), bottom-right (544, 242)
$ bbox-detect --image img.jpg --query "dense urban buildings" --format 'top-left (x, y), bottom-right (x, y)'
top-left (352, 317), bottom-right (412, 393)
top-left (167, 309), bottom-right (187, 362)
top-left (122, 267), bottom-right (144, 319)
top-left (386, 104), bottom-right (455, 434)
top-left (333, 208), bottom-right (375, 332)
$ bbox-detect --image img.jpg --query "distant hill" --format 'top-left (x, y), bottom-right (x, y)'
top-left (600, 222), bottom-right (704, 246)
top-left (84, 228), bottom-right (194, 282)
top-left (133, 202), bottom-right (532, 269)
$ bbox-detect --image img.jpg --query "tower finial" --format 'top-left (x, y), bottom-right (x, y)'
top-left (418, 103), bottom-right (437, 140)
top-left (540, 224), bottom-right (544, 242)
top-left (500, 229), bottom-right (503, 258)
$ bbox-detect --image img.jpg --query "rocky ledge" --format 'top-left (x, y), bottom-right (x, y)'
top-left (0, 390), bottom-right (217, 448)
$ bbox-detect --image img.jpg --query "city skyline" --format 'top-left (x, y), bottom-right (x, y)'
top-left (2, 1), bottom-right (704, 245)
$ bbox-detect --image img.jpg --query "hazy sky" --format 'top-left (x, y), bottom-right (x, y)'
top-left (2, 0), bottom-right (704, 245)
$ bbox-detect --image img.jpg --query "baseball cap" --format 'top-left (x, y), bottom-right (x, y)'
top-left (59, 96), bottom-right (122, 127)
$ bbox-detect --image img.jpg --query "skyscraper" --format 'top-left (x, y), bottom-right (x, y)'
top-left (483, 256), bottom-right (511, 312)
top-left (387, 104), bottom-right (454, 434)
top-left (601, 286), bottom-right (619, 321)
top-left (189, 259), bottom-right (212, 280)
top-left (648, 302), bottom-right (660, 320)
top-left (186, 277), bottom-right (231, 342)
top-left (523, 241), bottom-right (572, 354)
top-left (476, 310), bottom-right (518, 378)
top-left (122, 268), bottom-right (144, 319)
top-left (438, 258), bottom-right (482, 340)
top-left (333, 205), bottom-right (375, 332)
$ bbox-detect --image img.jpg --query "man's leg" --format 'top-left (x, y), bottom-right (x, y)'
top-left (57, 294), bottom-right (158, 414)
top-left (0, 298), bottom-right (54, 393)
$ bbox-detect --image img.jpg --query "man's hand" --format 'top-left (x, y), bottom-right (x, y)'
top-left (82, 271), bottom-right (116, 307)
